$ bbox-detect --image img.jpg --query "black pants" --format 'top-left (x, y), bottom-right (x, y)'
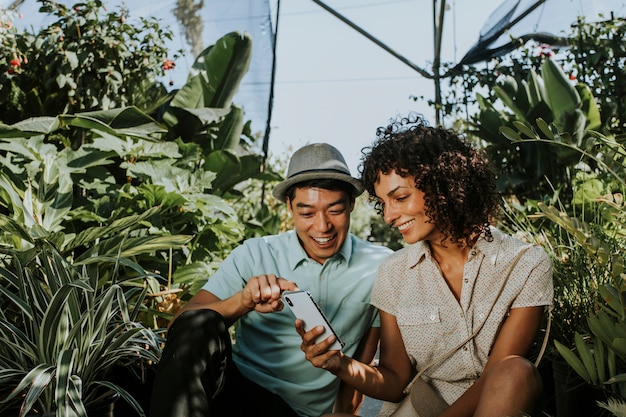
top-left (150, 309), bottom-right (299, 417)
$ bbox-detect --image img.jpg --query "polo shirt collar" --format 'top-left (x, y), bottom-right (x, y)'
top-left (286, 230), bottom-right (352, 270)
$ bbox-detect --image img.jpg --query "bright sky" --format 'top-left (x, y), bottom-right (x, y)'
top-left (268, 0), bottom-right (503, 175)
top-left (2, 0), bottom-right (503, 175)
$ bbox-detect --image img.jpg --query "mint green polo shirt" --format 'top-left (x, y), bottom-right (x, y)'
top-left (203, 230), bottom-right (392, 416)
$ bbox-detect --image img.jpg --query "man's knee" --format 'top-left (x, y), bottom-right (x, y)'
top-left (151, 310), bottom-right (231, 417)
top-left (162, 309), bottom-right (231, 360)
top-left (168, 309), bottom-right (228, 341)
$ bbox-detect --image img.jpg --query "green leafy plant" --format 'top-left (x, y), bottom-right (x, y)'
top-left (0, 216), bottom-right (162, 417)
top-left (0, 0), bottom-right (178, 123)
top-left (436, 16), bottom-right (626, 134)
top-left (0, 24), bottom-right (277, 326)
top-left (471, 57), bottom-right (601, 203)
top-left (554, 278), bottom-right (626, 401)
top-left (566, 16), bottom-right (626, 135)
top-left (497, 128), bottom-right (626, 417)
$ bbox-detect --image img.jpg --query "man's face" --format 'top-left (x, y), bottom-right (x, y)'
top-left (286, 186), bottom-right (354, 264)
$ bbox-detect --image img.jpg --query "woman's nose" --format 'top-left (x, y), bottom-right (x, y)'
top-left (383, 204), bottom-right (397, 226)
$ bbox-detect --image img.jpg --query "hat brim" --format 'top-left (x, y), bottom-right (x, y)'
top-left (272, 172), bottom-right (365, 202)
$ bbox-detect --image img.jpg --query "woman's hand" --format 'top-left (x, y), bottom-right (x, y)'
top-left (296, 319), bottom-right (343, 372)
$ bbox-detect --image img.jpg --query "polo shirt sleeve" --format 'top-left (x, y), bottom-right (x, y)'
top-left (511, 245), bottom-right (554, 310)
top-left (202, 243), bottom-right (251, 300)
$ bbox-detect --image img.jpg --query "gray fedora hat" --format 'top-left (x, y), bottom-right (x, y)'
top-left (272, 143), bottom-right (364, 202)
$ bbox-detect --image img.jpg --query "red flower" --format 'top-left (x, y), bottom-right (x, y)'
top-left (9, 58), bottom-right (21, 67)
top-left (569, 74), bottom-right (576, 81)
top-left (162, 59), bottom-right (175, 70)
top-left (7, 68), bottom-right (15, 74)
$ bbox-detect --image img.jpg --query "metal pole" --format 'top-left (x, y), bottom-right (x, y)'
top-left (311, 0), bottom-right (434, 80)
top-left (433, 0), bottom-right (446, 126)
top-left (261, 0), bottom-right (281, 207)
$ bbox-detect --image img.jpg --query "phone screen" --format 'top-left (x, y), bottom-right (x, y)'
top-left (282, 290), bottom-right (345, 350)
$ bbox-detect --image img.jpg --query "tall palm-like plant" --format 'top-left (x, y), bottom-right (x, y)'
top-left (471, 57), bottom-right (601, 203)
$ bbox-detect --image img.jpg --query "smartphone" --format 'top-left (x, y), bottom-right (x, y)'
top-left (282, 290), bottom-right (345, 350)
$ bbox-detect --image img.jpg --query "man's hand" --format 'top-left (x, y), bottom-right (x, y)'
top-left (241, 274), bottom-right (299, 314)
top-left (296, 319), bottom-right (343, 372)
top-left (175, 276), bottom-right (298, 326)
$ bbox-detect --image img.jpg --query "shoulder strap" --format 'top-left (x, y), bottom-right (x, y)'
top-left (403, 245), bottom-right (532, 394)
top-left (534, 309), bottom-right (552, 366)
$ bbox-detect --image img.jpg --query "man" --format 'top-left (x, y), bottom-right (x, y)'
top-left (149, 143), bottom-right (392, 417)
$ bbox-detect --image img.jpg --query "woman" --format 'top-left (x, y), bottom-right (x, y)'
top-left (298, 115), bottom-right (553, 417)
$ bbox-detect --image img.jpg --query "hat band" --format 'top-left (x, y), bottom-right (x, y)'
top-left (288, 168), bottom-right (350, 179)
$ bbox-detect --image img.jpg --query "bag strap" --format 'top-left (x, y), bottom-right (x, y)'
top-left (403, 245), bottom-right (532, 395)
top-left (533, 309), bottom-right (552, 367)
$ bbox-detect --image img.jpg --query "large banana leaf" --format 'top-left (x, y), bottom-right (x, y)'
top-left (0, 109), bottom-right (164, 141)
top-left (162, 31), bottom-right (252, 148)
top-left (177, 31), bottom-right (253, 109)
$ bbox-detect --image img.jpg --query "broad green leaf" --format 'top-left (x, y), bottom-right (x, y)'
top-left (499, 126), bottom-right (522, 141)
top-left (512, 121), bottom-right (537, 139)
top-left (607, 373), bottom-right (626, 384)
top-left (67, 374), bottom-right (88, 416)
top-left (554, 339), bottom-right (592, 383)
top-left (576, 84), bottom-right (602, 131)
top-left (575, 332), bottom-right (597, 385)
top-left (535, 118), bottom-right (556, 140)
top-left (66, 207), bottom-right (160, 251)
top-left (212, 104), bottom-right (243, 151)
top-left (0, 213), bottom-right (34, 244)
top-left (65, 50), bottom-right (79, 70)
top-left (163, 31), bottom-right (252, 129)
top-left (588, 312), bottom-right (614, 346)
top-left (55, 349), bottom-right (77, 417)
top-left (542, 57), bottom-right (581, 116)
top-left (118, 235), bottom-right (192, 258)
top-left (0, 117), bottom-right (60, 138)
top-left (612, 338), bottom-right (626, 356)
top-left (172, 261), bottom-right (214, 285)
top-left (5, 364), bottom-right (55, 407)
top-left (594, 336), bottom-right (606, 384)
top-left (494, 76), bottom-right (525, 120)
top-left (198, 31), bottom-right (253, 108)
top-left (526, 68), bottom-right (545, 106)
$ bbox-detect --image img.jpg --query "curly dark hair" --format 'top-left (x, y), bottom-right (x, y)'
top-left (359, 114), bottom-right (501, 246)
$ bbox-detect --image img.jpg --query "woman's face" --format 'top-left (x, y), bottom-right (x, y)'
top-left (373, 170), bottom-right (438, 245)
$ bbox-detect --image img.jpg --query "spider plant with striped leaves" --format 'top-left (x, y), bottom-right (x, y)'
top-left (0, 216), bottom-right (163, 417)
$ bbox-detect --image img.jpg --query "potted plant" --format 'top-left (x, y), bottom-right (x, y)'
top-left (0, 215), bottom-right (163, 417)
